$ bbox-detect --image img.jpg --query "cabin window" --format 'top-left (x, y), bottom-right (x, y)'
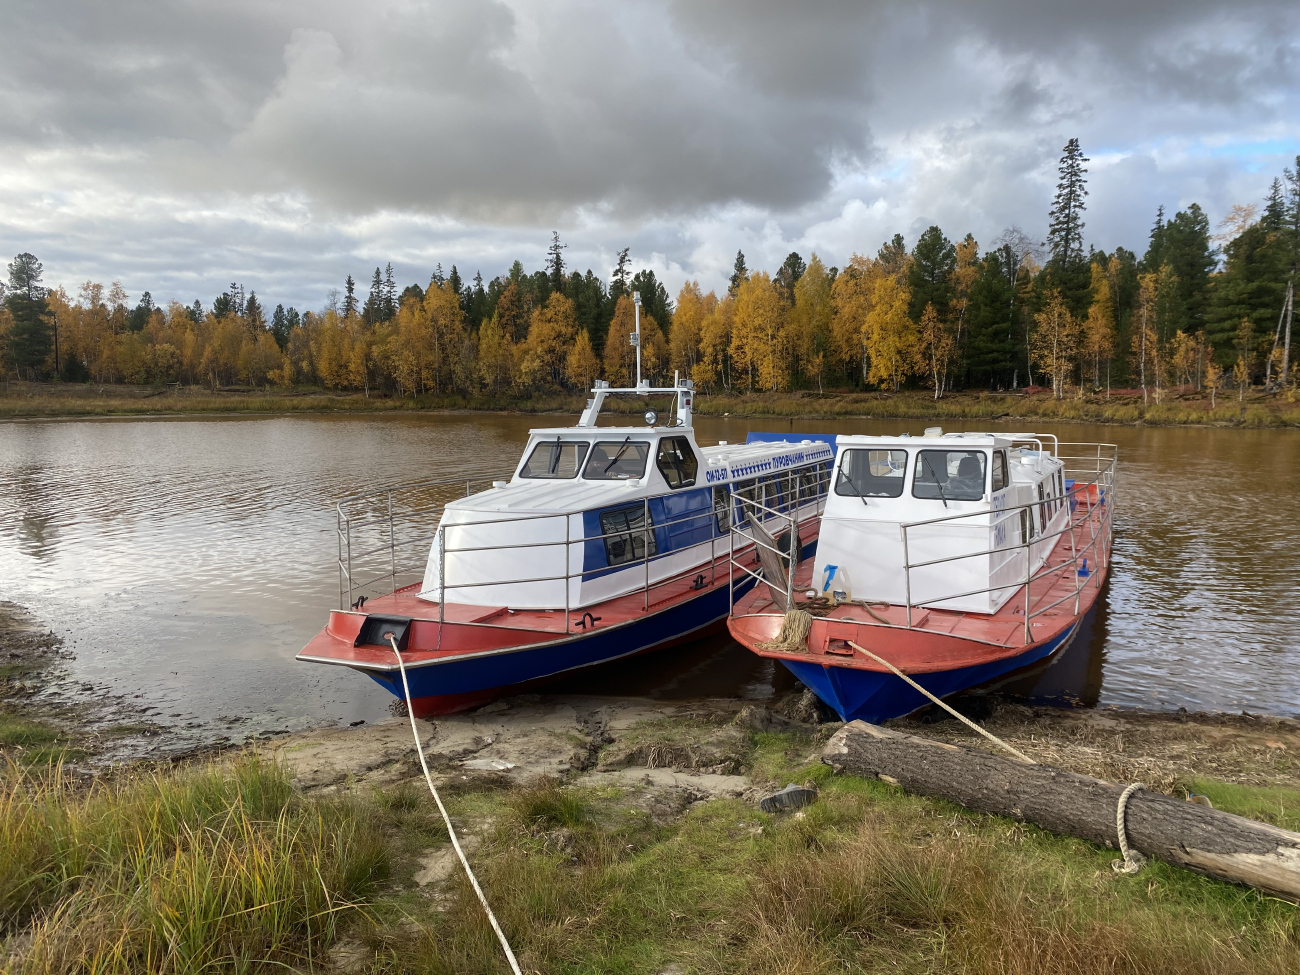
top-left (797, 466), bottom-right (823, 504)
top-left (583, 439), bottom-right (650, 480)
top-left (992, 450), bottom-right (1009, 492)
top-left (836, 449), bottom-right (908, 498)
top-left (1020, 507), bottom-right (1034, 541)
top-left (713, 486), bottom-right (731, 533)
top-left (600, 505), bottom-right (657, 566)
top-left (913, 450), bottom-right (987, 502)
top-left (655, 436), bottom-right (699, 489)
top-left (1037, 482), bottom-right (1048, 531)
top-left (520, 439), bottom-right (590, 479)
top-left (733, 478), bottom-right (760, 522)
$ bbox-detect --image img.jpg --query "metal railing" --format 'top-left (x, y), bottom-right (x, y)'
top-left (335, 460), bottom-right (833, 641)
top-left (896, 442), bottom-right (1117, 644)
top-left (729, 442), bottom-right (1117, 649)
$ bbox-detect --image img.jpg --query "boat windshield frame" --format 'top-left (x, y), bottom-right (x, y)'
top-left (582, 439), bottom-right (652, 480)
top-left (518, 438), bottom-right (592, 479)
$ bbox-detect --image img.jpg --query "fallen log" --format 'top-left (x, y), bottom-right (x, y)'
top-left (823, 720), bottom-right (1300, 900)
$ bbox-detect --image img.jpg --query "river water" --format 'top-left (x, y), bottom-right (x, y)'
top-left (1, 412), bottom-right (1297, 733)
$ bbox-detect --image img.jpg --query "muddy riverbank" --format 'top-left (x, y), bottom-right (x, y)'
top-left (5, 600), bottom-right (1297, 805)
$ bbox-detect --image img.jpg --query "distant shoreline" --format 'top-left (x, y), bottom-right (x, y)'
top-left (3, 380), bottom-right (1299, 428)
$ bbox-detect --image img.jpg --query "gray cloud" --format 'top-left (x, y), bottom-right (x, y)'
top-left (0, 0), bottom-right (1297, 308)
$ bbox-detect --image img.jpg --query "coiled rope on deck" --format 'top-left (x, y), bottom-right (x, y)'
top-left (389, 635), bottom-right (524, 975)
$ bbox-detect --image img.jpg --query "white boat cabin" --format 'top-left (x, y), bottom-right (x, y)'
top-left (419, 380), bottom-right (835, 610)
top-left (813, 429), bottom-right (1070, 614)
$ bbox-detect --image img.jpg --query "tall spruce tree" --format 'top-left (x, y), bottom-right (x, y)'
top-left (383, 263), bottom-right (398, 320)
top-left (547, 232), bottom-right (567, 294)
top-left (364, 267), bottom-right (384, 324)
top-left (1047, 138), bottom-right (1089, 269)
top-left (342, 275), bottom-right (357, 319)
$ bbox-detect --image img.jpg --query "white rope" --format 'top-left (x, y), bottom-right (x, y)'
top-left (847, 641), bottom-right (1037, 764)
top-left (1112, 782), bottom-right (1147, 874)
top-left (389, 635), bottom-right (524, 975)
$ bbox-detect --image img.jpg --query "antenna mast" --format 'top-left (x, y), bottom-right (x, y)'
top-left (632, 291), bottom-right (642, 387)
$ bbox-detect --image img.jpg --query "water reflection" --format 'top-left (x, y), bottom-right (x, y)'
top-left (0, 413), bottom-right (1297, 730)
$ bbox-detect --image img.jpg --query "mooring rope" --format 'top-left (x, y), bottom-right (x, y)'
top-left (846, 639), bottom-right (1037, 765)
top-left (1112, 782), bottom-right (1147, 874)
top-left (389, 635), bottom-right (524, 975)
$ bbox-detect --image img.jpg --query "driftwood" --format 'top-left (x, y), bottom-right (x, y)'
top-left (823, 720), bottom-right (1300, 900)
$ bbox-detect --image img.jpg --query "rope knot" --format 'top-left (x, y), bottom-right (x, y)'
top-left (1111, 782), bottom-right (1147, 874)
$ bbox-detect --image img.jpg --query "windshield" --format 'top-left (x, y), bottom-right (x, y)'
top-left (520, 439), bottom-right (590, 479)
top-left (583, 440), bottom-right (651, 480)
top-left (836, 449), bottom-right (908, 498)
top-left (913, 449), bottom-right (987, 501)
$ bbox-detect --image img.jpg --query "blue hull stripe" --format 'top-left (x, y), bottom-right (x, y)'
top-left (781, 621), bottom-right (1080, 723)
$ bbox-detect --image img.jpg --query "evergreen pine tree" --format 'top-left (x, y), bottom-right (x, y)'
top-left (364, 267), bottom-right (384, 324)
top-left (272, 304), bottom-right (290, 349)
top-left (1047, 138), bottom-right (1089, 269)
top-left (245, 292), bottom-right (265, 333)
top-left (728, 250), bottom-right (749, 297)
top-left (773, 252), bottom-right (806, 303)
top-left (383, 263), bottom-right (397, 320)
top-left (128, 292), bottom-right (155, 332)
top-left (630, 269), bottom-right (673, 337)
top-left (5, 252), bottom-right (51, 377)
top-left (876, 234), bottom-right (909, 278)
top-left (189, 300), bottom-right (203, 324)
top-left (1263, 178), bottom-right (1287, 231)
top-left (610, 248), bottom-right (631, 300)
top-left (909, 226), bottom-right (957, 319)
top-left (342, 275), bottom-right (357, 319)
top-left (547, 232), bottom-right (567, 294)
top-left (1144, 205), bottom-right (1166, 271)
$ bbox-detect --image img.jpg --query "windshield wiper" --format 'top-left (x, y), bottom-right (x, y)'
top-left (547, 436), bottom-right (562, 475)
top-left (836, 467), bottom-right (870, 506)
top-left (604, 436), bottom-right (633, 474)
top-left (921, 455), bottom-right (949, 509)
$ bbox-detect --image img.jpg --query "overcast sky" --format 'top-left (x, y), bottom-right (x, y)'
top-left (2, 0), bottom-right (1297, 311)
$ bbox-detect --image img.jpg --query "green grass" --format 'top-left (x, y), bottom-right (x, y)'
top-left (0, 663), bottom-right (40, 682)
top-left (0, 716), bottom-right (89, 766)
top-left (0, 716), bottom-right (59, 749)
top-left (344, 733), bottom-right (1300, 974)
top-left (1182, 777), bottom-right (1300, 832)
top-left (0, 755), bottom-right (387, 973)
top-left (3, 733), bottom-right (1299, 973)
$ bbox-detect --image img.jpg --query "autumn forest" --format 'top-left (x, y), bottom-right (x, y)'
top-left (3, 142), bottom-right (1298, 405)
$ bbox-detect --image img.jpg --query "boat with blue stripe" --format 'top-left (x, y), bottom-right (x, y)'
top-left (297, 377), bottom-right (835, 716)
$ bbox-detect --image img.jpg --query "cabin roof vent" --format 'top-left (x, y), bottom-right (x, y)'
top-left (923, 426), bottom-right (943, 438)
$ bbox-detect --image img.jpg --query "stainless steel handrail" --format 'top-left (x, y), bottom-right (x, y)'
top-left (335, 461), bottom-right (834, 640)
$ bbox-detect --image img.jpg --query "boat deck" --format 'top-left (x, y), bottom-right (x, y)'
top-left (731, 495), bottom-right (1110, 675)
